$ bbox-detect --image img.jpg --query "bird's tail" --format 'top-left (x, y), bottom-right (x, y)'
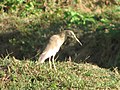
top-left (38, 53), bottom-right (46, 63)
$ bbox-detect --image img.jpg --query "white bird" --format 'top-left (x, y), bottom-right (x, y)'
top-left (38, 30), bottom-right (82, 70)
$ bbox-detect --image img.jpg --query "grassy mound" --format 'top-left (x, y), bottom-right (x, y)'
top-left (0, 57), bottom-right (120, 89)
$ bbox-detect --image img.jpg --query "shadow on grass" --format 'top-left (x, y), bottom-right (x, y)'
top-left (0, 21), bottom-right (120, 70)
top-left (0, 20), bottom-right (64, 60)
top-left (59, 23), bottom-right (120, 70)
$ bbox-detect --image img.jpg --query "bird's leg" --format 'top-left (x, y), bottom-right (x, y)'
top-left (49, 57), bottom-right (52, 69)
top-left (52, 55), bottom-right (57, 71)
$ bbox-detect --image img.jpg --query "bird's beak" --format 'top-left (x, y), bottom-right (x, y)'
top-left (71, 32), bottom-right (82, 46)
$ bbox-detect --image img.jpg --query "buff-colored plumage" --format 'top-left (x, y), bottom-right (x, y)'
top-left (38, 30), bottom-right (82, 70)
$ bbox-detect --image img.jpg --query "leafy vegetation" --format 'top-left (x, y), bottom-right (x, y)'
top-left (0, 0), bottom-right (120, 89)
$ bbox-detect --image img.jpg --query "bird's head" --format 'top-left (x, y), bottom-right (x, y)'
top-left (64, 30), bottom-right (82, 46)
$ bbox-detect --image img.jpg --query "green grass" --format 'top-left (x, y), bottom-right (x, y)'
top-left (0, 56), bottom-right (120, 90)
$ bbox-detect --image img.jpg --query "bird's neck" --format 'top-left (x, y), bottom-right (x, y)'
top-left (59, 31), bottom-right (67, 40)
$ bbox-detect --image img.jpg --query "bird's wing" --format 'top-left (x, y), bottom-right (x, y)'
top-left (38, 35), bottom-right (64, 63)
